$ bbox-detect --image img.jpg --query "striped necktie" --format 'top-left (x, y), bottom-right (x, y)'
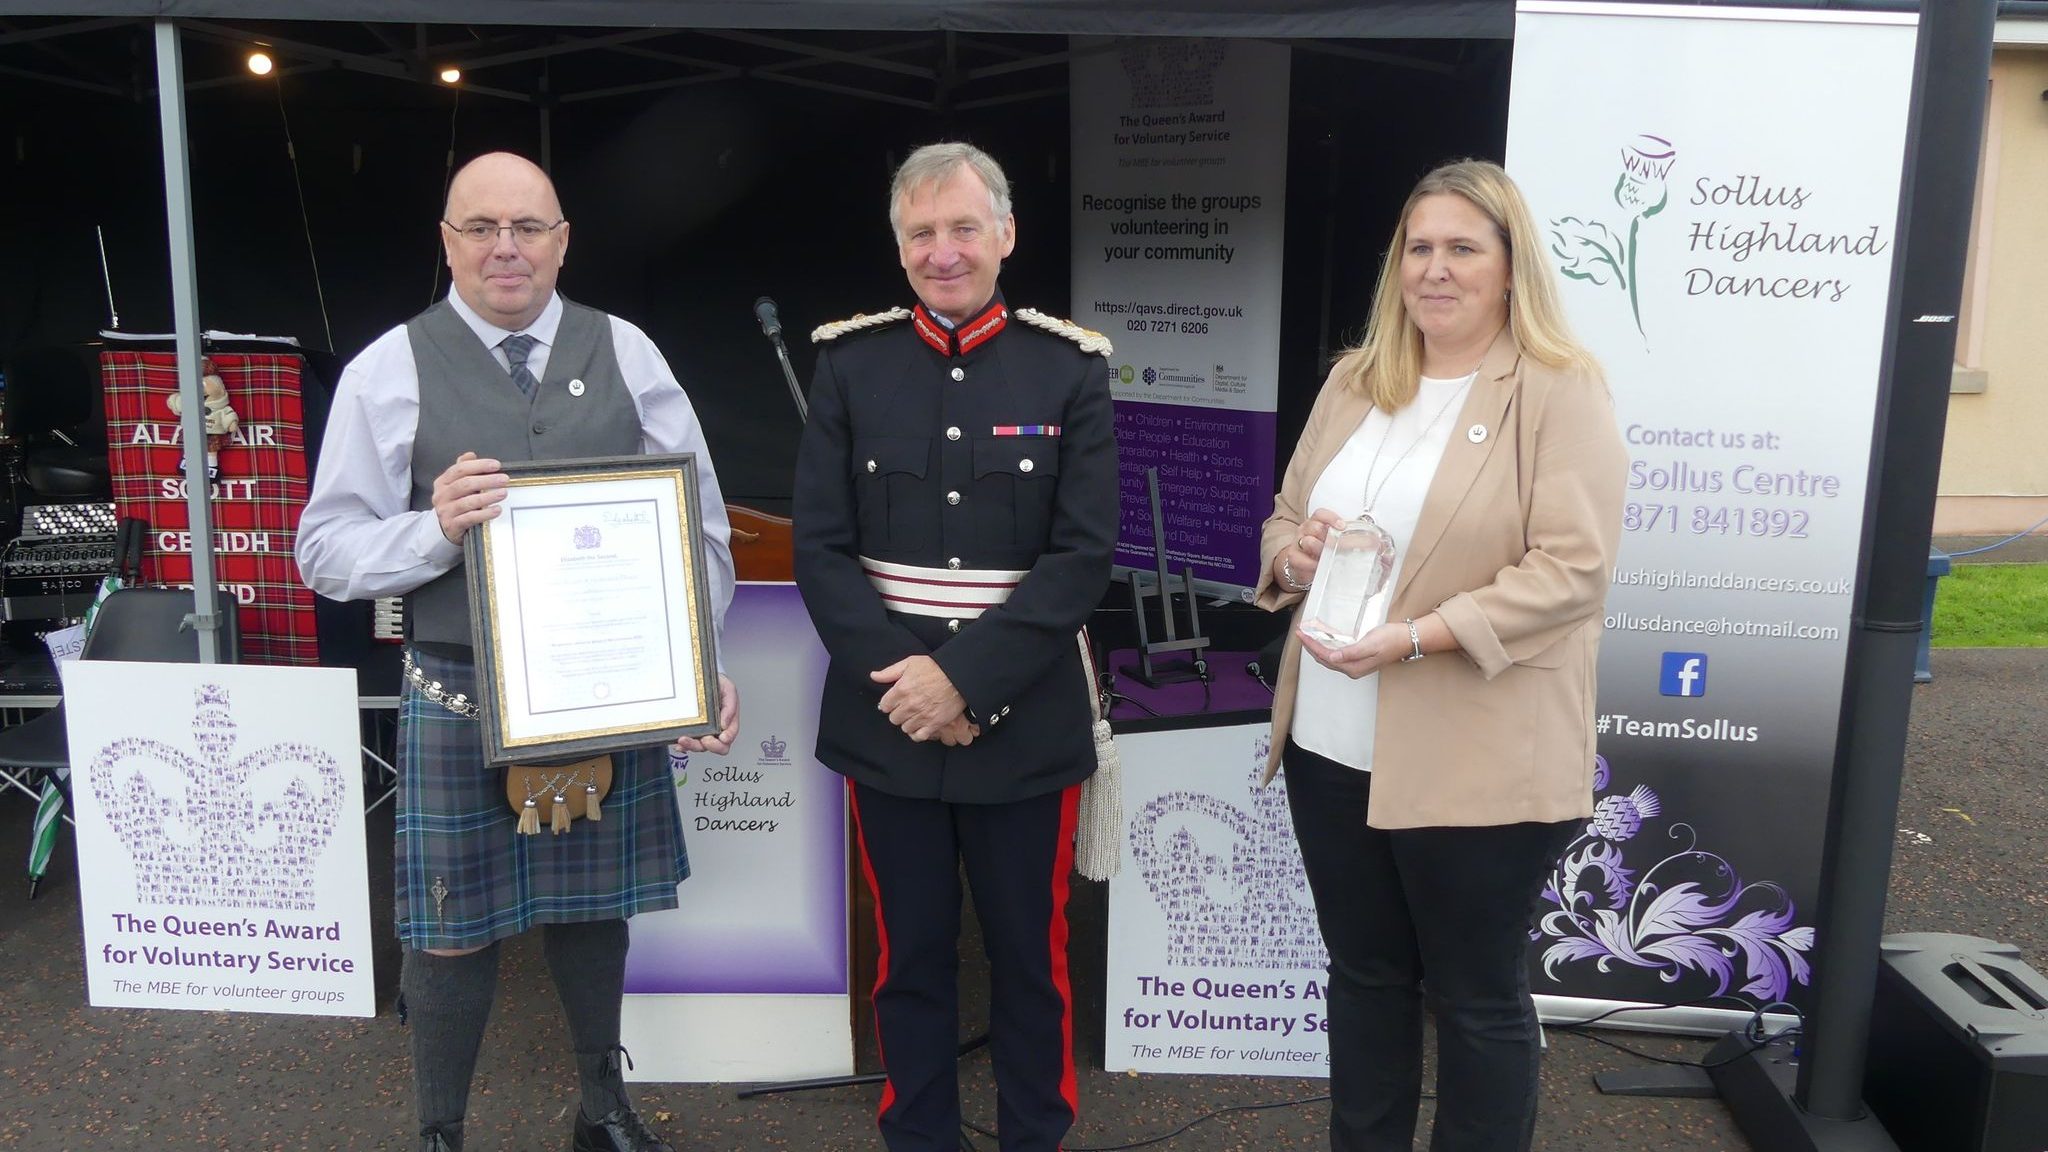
top-left (501, 333), bottom-right (538, 395)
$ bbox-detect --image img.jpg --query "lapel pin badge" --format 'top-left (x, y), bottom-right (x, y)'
top-left (1467, 424), bottom-right (1487, 444)
top-left (568, 379), bottom-right (586, 397)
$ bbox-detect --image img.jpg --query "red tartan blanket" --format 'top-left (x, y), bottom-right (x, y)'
top-left (100, 351), bottom-right (318, 665)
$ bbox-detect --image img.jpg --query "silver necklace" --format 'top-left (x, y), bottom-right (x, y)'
top-left (1298, 366), bottom-right (1479, 648)
top-left (1360, 368), bottom-right (1478, 512)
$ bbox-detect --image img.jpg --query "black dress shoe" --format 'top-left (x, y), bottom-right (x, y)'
top-left (571, 1106), bottom-right (674, 1152)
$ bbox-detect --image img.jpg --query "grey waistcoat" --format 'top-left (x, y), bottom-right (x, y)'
top-left (404, 295), bottom-right (642, 649)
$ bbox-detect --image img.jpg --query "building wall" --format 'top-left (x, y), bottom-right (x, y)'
top-left (1935, 44), bottom-right (2048, 536)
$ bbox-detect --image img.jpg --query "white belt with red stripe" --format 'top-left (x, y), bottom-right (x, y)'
top-left (861, 556), bottom-right (1025, 619)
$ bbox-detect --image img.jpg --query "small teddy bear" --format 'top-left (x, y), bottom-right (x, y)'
top-left (166, 356), bottom-right (240, 438)
top-left (166, 356), bottom-right (242, 479)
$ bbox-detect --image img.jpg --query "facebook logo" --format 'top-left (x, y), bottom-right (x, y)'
top-left (1659, 652), bottom-right (1708, 697)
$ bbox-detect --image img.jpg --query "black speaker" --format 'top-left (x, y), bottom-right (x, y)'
top-left (1866, 933), bottom-right (2048, 1152)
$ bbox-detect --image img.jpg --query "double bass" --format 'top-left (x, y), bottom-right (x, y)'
top-left (725, 503), bottom-right (793, 581)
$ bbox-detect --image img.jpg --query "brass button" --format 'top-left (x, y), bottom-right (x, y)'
top-left (946, 491), bottom-right (961, 505)
top-left (950, 367), bottom-right (965, 382)
top-left (946, 619), bottom-right (961, 633)
top-left (866, 460), bottom-right (877, 473)
top-left (946, 426), bottom-right (961, 441)
top-left (947, 557), bottom-right (962, 570)
top-left (1019, 458), bottom-right (1034, 473)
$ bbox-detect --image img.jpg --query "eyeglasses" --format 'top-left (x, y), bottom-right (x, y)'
top-left (441, 218), bottom-right (565, 246)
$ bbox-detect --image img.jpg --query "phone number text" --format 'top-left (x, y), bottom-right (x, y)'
top-left (1624, 503), bottom-right (1810, 539)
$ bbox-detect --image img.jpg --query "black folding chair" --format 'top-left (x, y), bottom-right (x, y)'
top-left (0, 586), bottom-right (240, 896)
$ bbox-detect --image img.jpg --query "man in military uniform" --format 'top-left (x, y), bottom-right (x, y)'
top-left (792, 142), bottom-right (1117, 1152)
top-left (297, 151), bottom-right (738, 1152)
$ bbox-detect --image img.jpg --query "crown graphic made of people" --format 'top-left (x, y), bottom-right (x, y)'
top-left (86, 684), bottom-right (347, 911)
top-left (1128, 735), bottom-right (1327, 970)
top-left (1118, 39), bottom-right (1230, 109)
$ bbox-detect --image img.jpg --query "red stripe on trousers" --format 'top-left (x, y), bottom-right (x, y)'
top-left (847, 780), bottom-right (898, 1123)
top-left (1050, 783), bottom-right (1082, 1122)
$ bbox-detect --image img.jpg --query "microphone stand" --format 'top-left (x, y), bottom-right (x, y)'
top-left (770, 337), bottom-right (806, 424)
top-left (754, 296), bottom-right (807, 423)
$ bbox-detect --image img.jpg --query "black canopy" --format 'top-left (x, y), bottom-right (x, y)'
top-left (7, 1), bottom-right (1509, 38)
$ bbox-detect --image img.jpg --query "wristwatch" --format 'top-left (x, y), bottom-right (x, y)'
top-left (1400, 618), bottom-right (1425, 662)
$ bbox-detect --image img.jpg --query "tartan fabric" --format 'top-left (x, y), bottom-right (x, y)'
top-left (395, 646), bottom-right (688, 951)
top-left (100, 352), bottom-right (319, 664)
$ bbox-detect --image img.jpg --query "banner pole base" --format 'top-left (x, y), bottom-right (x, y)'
top-left (1703, 1033), bottom-right (1901, 1152)
top-left (1591, 1065), bottom-right (1715, 1098)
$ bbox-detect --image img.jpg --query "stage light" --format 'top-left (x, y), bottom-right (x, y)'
top-left (438, 67), bottom-right (462, 84)
top-left (247, 51), bottom-right (274, 76)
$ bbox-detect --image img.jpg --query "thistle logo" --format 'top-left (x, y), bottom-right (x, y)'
top-left (759, 735), bottom-right (790, 765)
top-left (1550, 134), bottom-right (1677, 341)
top-left (1659, 652), bottom-right (1708, 698)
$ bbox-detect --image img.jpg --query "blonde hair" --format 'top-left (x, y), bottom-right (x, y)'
top-left (1336, 158), bottom-right (1595, 410)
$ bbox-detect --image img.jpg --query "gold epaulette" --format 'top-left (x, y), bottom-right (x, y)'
top-left (1014, 308), bottom-right (1114, 357)
top-left (810, 307), bottom-right (912, 344)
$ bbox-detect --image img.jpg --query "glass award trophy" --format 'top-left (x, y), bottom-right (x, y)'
top-left (1298, 514), bottom-right (1397, 647)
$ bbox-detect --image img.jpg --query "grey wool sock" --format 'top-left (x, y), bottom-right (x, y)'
top-left (399, 943), bottom-right (501, 1147)
top-left (544, 919), bottom-right (634, 1119)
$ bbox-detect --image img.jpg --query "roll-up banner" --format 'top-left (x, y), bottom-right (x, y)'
top-left (1070, 37), bottom-right (1289, 598)
top-left (621, 583), bottom-right (852, 1082)
top-left (1507, 2), bottom-right (1916, 1025)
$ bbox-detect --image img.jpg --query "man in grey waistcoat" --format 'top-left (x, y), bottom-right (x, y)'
top-left (296, 151), bottom-right (738, 1152)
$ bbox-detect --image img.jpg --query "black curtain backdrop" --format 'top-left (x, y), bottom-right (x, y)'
top-left (0, 29), bottom-right (1510, 513)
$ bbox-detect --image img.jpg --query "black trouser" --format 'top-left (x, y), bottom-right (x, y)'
top-left (1283, 739), bottom-right (1576, 1152)
top-left (848, 780), bottom-right (1081, 1152)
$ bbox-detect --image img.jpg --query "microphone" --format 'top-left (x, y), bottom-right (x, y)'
top-left (752, 296), bottom-right (807, 423)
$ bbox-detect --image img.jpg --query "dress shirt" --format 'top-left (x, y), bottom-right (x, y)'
top-left (295, 290), bottom-right (734, 653)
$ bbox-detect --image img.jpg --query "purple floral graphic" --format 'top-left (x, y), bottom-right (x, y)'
top-left (1534, 754), bottom-right (1814, 1003)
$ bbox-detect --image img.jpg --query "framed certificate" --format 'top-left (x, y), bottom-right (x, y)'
top-left (463, 454), bottom-right (720, 765)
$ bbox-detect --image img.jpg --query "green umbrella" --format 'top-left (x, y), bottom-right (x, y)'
top-left (27, 768), bottom-right (66, 899)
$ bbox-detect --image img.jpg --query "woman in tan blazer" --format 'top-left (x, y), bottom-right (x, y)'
top-left (1258, 159), bottom-right (1626, 1151)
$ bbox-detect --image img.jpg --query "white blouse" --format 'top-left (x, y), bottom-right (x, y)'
top-left (1289, 373), bottom-right (1472, 772)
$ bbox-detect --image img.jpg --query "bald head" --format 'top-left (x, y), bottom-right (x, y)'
top-left (440, 151), bottom-right (569, 331)
top-left (444, 151), bottom-right (562, 221)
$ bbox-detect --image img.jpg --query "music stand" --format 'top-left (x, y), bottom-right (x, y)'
top-left (1119, 467), bottom-right (1210, 689)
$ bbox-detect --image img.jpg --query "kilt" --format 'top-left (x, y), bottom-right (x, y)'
top-left (394, 647), bottom-right (690, 951)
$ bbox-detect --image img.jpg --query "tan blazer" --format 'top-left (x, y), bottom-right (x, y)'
top-left (1256, 327), bottom-right (1627, 829)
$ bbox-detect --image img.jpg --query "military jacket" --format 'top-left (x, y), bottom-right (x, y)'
top-left (792, 296), bottom-right (1118, 803)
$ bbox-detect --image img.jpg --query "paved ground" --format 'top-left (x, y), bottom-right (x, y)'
top-left (0, 646), bottom-right (2041, 1151)
top-left (1934, 533), bottom-right (2048, 565)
